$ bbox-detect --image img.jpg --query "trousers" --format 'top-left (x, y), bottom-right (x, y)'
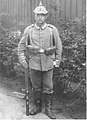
top-left (30, 69), bottom-right (53, 94)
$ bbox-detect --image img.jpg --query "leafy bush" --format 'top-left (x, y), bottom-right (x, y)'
top-left (53, 19), bottom-right (86, 98)
top-left (0, 23), bottom-right (21, 77)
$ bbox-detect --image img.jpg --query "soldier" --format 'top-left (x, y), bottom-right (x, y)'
top-left (18, 1), bottom-right (62, 119)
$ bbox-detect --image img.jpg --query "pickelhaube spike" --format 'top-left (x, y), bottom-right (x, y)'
top-left (33, 1), bottom-right (48, 14)
top-left (39, 1), bottom-right (43, 6)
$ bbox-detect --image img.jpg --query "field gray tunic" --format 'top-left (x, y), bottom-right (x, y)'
top-left (18, 23), bottom-right (62, 71)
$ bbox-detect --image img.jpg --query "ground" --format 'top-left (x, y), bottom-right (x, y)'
top-left (0, 76), bottom-right (86, 120)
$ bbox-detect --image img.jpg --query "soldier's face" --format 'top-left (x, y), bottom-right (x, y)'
top-left (35, 13), bottom-right (47, 24)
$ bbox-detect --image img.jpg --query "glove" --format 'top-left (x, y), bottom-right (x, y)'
top-left (53, 60), bottom-right (60, 67)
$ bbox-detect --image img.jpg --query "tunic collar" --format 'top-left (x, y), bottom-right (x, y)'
top-left (35, 23), bottom-right (47, 30)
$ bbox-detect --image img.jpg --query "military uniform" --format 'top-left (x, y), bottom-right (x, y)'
top-left (18, 1), bottom-right (62, 119)
top-left (18, 23), bottom-right (62, 70)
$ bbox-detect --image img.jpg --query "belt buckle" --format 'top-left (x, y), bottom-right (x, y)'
top-left (39, 48), bottom-right (44, 53)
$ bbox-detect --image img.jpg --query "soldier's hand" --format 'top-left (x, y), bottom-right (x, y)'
top-left (22, 60), bottom-right (28, 68)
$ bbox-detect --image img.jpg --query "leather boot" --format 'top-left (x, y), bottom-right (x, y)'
top-left (30, 91), bottom-right (42, 115)
top-left (44, 93), bottom-right (56, 119)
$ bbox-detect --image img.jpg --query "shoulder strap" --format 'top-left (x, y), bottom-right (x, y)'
top-left (48, 24), bottom-right (55, 46)
top-left (27, 24), bottom-right (34, 45)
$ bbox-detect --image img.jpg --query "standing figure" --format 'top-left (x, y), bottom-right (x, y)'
top-left (18, 1), bottom-right (62, 119)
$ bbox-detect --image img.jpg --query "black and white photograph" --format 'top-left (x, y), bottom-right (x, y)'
top-left (0, 0), bottom-right (86, 119)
